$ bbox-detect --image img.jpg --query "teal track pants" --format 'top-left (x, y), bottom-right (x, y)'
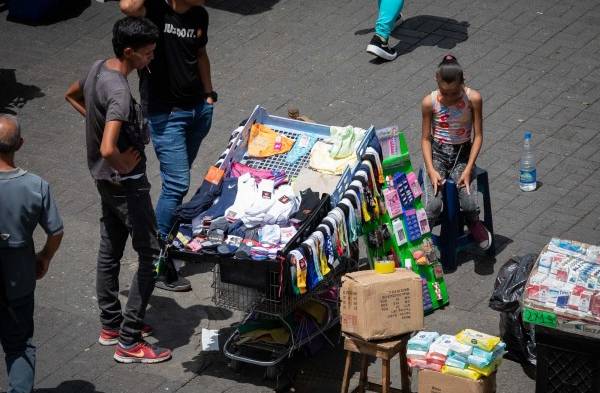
top-left (375, 0), bottom-right (405, 40)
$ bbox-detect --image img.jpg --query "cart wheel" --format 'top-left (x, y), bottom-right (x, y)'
top-left (265, 365), bottom-right (281, 380)
top-left (228, 359), bottom-right (241, 372)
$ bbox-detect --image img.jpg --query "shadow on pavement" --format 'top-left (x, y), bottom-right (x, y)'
top-left (35, 380), bottom-right (105, 393)
top-left (120, 290), bottom-right (233, 350)
top-left (0, 69), bottom-right (44, 114)
top-left (5, 0), bottom-right (90, 26)
top-left (445, 233), bottom-right (512, 276)
top-left (205, 0), bottom-right (279, 15)
top-left (355, 15), bottom-right (469, 63)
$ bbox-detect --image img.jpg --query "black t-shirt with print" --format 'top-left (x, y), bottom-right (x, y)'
top-left (140, 0), bottom-right (209, 112)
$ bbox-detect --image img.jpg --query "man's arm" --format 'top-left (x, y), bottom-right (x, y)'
top-left (120, 0), bottom-right (146, 16)
top-left (36, 232), bottom-right (63, 280)
top-left (197, 47), bottom-right (214, 103)
top-left (100, 121), bottom-right (142, 174)
top-left (65, 80), bottom-right (86, 117)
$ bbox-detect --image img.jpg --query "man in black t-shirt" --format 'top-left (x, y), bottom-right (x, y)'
top-left (121, 0), bottom-right (216, 291)
top-left (121, 1), bottom-right (215, 230)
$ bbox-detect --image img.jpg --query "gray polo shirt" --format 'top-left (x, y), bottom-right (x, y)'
top-left (0, 168), bottom-right (63, 300)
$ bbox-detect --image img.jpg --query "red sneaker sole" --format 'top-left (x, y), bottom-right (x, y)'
top-left (113, 352), bottom-right (172, 364)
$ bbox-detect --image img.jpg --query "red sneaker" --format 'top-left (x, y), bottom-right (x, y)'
top-left (98, 324), bottom-right (153, 346)
top-left (113, 340), bottom-right (172, 364)
top-left (469, 220), bottom-right (492, 250)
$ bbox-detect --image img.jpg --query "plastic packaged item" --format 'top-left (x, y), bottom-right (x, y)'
top-left (467, 358), bottom-right (501, 377)
top-left (406, 172), bottom-right (423, 198)
top-left (407, 349), bottom-right (428, 359)
top-left (393, 172), bottom-right (415, 207)
top-left (375, 260), bottom-right (396, 274)
top-left (456, 329), bottom-right (501, 352)
top-left (446, 353), bottom-right (468, 369)
top-left (429, 334), bottom-right (458, 356)
top-left (403, 209), bottom-right (421, 242)
top-left (375, 126), bottom-right (401, 158)
top-left (449, 341), bottom-right (473, 357)
top-left (408, 331), bottom-right (440, 351)
top-left (392, 218), bottom-right (408, 246)
top-left (383, 187), bottom-right (403, 218)
top-left (416, 208), bottom-right (430, 234)
top-left (441, 365), bottom-right (481, 380)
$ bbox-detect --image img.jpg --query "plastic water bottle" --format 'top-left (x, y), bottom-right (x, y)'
top-left (519, 132), bottom-right (537, 191)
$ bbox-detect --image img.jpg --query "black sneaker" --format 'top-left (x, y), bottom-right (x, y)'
top-left (155, 275), bottom-right (192, 292)
top-left (366, 35), bottom-right (397, 61)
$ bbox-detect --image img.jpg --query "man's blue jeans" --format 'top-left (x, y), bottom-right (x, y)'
top-left (375, 0), bottom-right (405, 40)
top-left (149, 101), bottom-right (213, 237)
top-left (0, 292), bottom-right (35, 393)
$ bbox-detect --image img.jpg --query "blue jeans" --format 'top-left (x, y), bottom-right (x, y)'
top-left (375, 0), bottom-right (405, 40)
top-left (149, 101), bottom-right (213, 236)
top-left (0, 292), bottom-right (35, 393)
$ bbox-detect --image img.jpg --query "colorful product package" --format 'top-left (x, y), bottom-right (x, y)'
top-left (467, 358), bottom-right (501, 377)
top-left (441, 365), bottom-right (481, 381)
top-left (406, 172), bottom-right (423, 198)
top-left (449, 341), bottom-right (473, 357)
top-left (446, 353), bottom-right (468, 369)
top-left (408, 331), bottom-right (440, 351)
top-left (383, 187), bottom-right (403, 218)
top-left (429, 334), bottom-right (458, 357)
top-left (416, 208), bottom-right (430, 235)
top-left (455, 329), bottom-right (501, 352)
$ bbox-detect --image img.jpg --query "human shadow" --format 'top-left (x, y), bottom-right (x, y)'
top-left (6, 0), bottom-right (90, 25)
top-left (182, 323), bottom-right (348, 393)
top-left (449, 233), bottom-right (512, 276)
top-left (120, 290), bottom-right (233, 350)
top-left (205, 0), bottom-right (279, 15)
top-left (35, 380), bottom-right (105, 393)
top-left (0, 69), bottom-right (44, 114)
top-left (355, 15), bottom-right (469, 63)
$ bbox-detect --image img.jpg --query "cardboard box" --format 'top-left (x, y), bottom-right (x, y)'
top-left (340, 269), bottom-right (423, 340)
top-left (418, 369), bottom-right (496, 393)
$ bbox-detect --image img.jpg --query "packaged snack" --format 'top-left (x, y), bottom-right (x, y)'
top-left (455, 329), bottom-right (501, 352)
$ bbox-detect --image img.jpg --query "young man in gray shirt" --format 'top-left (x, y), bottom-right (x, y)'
top-left (65, 16), bottom-right (171, 364)
top-left (0, 114), bottom-right (63, 393)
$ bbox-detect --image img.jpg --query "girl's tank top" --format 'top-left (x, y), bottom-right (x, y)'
top-left (431, 88), bottom-right (473, 145)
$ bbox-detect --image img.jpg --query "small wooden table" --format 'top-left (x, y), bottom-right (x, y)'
top-left (340, 333), bottom-right (412, 393)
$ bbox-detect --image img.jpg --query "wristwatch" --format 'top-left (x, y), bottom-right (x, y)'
top-left (207, 91), bottom-right (218, 102)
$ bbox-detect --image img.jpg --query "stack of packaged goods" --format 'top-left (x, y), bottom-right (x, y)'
top-left (523, 238), bottom-right (600, 328)
top-left (443, 329), bottom-right (506, 380)
top-left (408, 329), bottom-right (505, 381)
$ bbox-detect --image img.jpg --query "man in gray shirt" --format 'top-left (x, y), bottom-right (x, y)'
top-left (65, 16), bottom-right (171, 364)
top-left (0, 114), bottom-right (63, 393)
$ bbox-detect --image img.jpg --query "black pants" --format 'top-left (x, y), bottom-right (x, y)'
top-left (95, 176), bottom-right (159, 345)
top-left (0, 292), bottom-right (35, 393)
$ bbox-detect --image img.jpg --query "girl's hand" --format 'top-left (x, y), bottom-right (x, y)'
top-left (458, 167), bottom-right (472, 194)
top-left (428, 169), bottom-right (444, 196)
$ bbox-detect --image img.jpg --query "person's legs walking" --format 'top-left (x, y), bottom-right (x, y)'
top-left (367, 0), bottom-right (405, 60)
top-left (375, 0), bottom-right (405, 41)
top-left (149, 110), bottom-right (195, 238)
top-left (0, 293), bottom-right (35, 393)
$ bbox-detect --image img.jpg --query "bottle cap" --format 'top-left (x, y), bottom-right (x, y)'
top-left (524, 132), bottom-right (532, 140)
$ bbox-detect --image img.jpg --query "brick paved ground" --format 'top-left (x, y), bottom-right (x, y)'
top-left (1, 0), bottom-right (599, 391)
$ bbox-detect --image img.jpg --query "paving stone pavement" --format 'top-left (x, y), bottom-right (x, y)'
top-left (1, 0), bottom-right (599, 391)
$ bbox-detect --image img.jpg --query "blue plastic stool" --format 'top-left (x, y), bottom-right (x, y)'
top-left (419, 167), bottom-right (495, 271)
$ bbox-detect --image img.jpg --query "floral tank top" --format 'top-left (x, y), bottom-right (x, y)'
top-left (431, 88), bottom-right (473, 144)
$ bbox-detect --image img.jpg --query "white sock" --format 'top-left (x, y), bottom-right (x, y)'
top-left (225, 173), bottom-right (256, 221)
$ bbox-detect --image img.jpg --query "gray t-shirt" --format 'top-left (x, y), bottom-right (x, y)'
top-left (0, 168), bottom-right (63, 300)
top-left (81, 60), bottom-right (147, 180)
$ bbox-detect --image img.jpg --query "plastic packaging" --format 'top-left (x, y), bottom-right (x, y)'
top-left (456, 329), bottom-right (501, 352)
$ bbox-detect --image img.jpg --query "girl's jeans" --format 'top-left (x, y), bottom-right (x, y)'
top-left (423, 140), bottom-right (479, 226)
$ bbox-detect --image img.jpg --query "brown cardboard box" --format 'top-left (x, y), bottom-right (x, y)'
top-left (340, 269), bottom-right (424, 340)
top-left (418, 370), bottom-right (497, 393)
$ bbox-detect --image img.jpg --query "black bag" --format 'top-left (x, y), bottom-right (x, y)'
top-left (489, 254), bottom-right (537, 366)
